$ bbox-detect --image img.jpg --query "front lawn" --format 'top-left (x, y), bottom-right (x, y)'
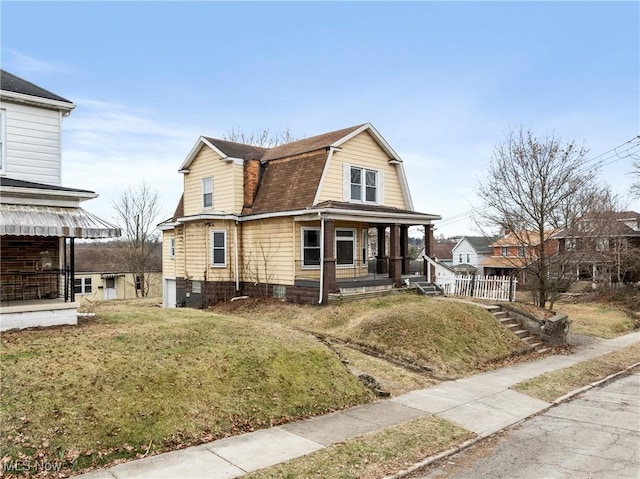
top-left (0, 300), bottom-right (373, 476)
top-left (554, 302), bottom-right (636, 338)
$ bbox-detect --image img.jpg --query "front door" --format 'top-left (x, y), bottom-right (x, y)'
top-left (104, 277), bottom-right (116, 300)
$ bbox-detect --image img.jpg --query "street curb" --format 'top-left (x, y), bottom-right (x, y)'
top-left (385, 361), bottom-right (640, 479)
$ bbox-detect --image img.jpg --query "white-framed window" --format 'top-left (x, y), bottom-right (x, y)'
top-left (302, 227), bottom-right (321, 268)
top-left (336, 228), bottom-right (356, 267)
top-left (466, 253), bottom-right (471, 263)
top-left (74, 277), bottom-right (92, 294)
top-left (459, 253), bottom-right (463, 264)
top-left (202, 177), bottom-right (213, 208)
top-left (517, 245), bottom-right (526, 257)
top-left (501, 246), bottom-right (509, 257)
top-left (210, 230), bottom-right (227, 267)
top-left (565, 238), bottom-right (576, 251)
top-left (169, 237), bottom-right (175, 258)
top-left (0, 109), bottom-right (6, 174)
top-left (135, 275), bottom-right (142, 291)
top-left (596, 238), bottom-right (609, 252)
top-left (361, 229), bottom-right (369, 266)
top-left (345, 165), bottom-right (381, 203)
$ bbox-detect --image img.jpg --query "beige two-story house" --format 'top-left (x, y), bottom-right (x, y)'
top-left (159, 123), bottom-right (440, 307)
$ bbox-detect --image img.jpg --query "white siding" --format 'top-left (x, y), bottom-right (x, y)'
top-left (1, 101), bottom-right (62, 185)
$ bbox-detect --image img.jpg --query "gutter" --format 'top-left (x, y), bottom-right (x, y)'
top-left (318, 213), bottom-right (324, 304)
top-left (234, 220), bottom-right (240, 291)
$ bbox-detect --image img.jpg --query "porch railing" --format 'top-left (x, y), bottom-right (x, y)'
top-left (295, 258), bottom-right (390, 281)
top-left (1, 269), bottom-right (71, 302)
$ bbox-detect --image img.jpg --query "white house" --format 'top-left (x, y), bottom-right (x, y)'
top-left (0, 70), bottom-right (119, 331)
top-left (451, 236), bottom-right (500, 275)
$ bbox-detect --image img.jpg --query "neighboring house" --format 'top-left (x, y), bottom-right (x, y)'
top-left (480, 231), bottom-right (559, 283)
top-left (159, 123), bottom-right (441, 307)
top-left (553, 210), bottom-right (640, 283)
top-left (74, 243), bottom-right (162, 305)
top-left (0, 70), bottom-right (119, 331)
top-left (451, 236), bottom-right (500, 275)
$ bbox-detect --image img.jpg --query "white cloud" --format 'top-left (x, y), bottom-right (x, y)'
top-left (3, 49), bottom-right (75, 75)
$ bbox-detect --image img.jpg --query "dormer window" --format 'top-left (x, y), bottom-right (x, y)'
top-left (202, 177), bottom-right (213, 208)
top-left (349, 166), bottom-right (379, 203)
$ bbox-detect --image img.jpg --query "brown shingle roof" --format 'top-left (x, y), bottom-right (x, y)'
top-left (202, 137), bottom-right (267, 160)
top-left (260, 124), bottom-right (365, 161)
top-left (247, 150), bottom-right (328, 215)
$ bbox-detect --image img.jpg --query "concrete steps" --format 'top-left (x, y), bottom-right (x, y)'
top-left (413, 281), bottom-right (442, 296)
top-left (488, 305), bottom-right (549, 353)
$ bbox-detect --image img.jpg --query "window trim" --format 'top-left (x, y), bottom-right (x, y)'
top-left (346, 164), bottom-right (381, 204)
top-left (74, 277), bottom-right (92, 295)
top-left (169, 237), bottom-right (176, 258)
top-left (335, 228), bottom-right (356, 268)
top-left (301, 227), bottom-right (321, 269)
top-left (210, 229), bottom-right (227, 267)
top-left (202, 177), bottom-right (213, 209)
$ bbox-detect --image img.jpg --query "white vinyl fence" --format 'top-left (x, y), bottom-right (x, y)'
top-left (435, 274), bottom-right (517, 301)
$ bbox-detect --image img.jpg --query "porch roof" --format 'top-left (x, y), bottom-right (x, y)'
top-left (0, 204), bottom-right (121, 238)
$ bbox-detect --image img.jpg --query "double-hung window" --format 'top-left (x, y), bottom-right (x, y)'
top-left (336, 229), bottom-right (355, 266)
top-left (202, 177), bottom-right (213, 208)
top-left (169, 237), bottom-right (176, 258)
top-left (501, 246), bottom-right (509, 257)
top-left (349, 166), bottom-right (379, 203)
top-left (302, 228), bottom-right (321, 268)
top-left (74, 277), bottom-right (92, 294)
top-left (211, 230), bottom-right (226, 267)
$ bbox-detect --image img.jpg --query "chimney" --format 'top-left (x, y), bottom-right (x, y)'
top-left (243, 154), bottom-right (261, 210)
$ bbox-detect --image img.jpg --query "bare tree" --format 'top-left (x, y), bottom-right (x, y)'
top-left (631, 159), bottom-right (640, 199)
top-left (477, 127), bottom-right (598, 308)
top-left (223, 127), bottom-right (298, 147)
top-left (112, 183), bottom-right (162, 297)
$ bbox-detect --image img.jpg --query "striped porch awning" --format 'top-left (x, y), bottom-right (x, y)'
top-left (0, 204), bottom-right (121, 239)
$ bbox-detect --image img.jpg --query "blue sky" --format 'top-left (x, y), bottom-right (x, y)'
top-left (2, 1), bottom-right (638, 237)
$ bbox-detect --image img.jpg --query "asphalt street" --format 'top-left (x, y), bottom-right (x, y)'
top-left (412, 371), bottom-right (640, 479)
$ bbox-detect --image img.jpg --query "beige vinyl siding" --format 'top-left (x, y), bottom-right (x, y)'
top-left (317, 131), bottom-right (407, 209)
top-left (240, 217), bottom-right (295, 285)
top-left (182, 147), bottom-right (242, 216)
top-left (162, 231), bottom-right (177, 278)
top-left (181, 219), bottom-right (237, 282)
top-left (2, 101), bottom-right (62, 185)
top-left (233, 162), bottom-right (244, 212)
top-left (294, 221), bottom-right (370, 280)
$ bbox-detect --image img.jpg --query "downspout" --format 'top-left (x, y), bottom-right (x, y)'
top-left (318, 213), bottom-right (325, 304)
top-left (234, 220), bottom-right (240, 292)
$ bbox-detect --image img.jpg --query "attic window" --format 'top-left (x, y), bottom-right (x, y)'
top-left (202, 177), bottom-right (213, 208)
top-left (347, 165), bottom-right (381, 204)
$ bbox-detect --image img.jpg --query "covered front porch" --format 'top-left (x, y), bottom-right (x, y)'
top-left (292, 202), bottom-right (439, 303)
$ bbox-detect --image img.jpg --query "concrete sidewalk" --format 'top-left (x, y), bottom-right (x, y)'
top-left (77, 331), bottom-right (640, 479)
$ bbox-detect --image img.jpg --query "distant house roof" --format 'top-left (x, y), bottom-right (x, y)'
top-left (553, 210), bottom-right (640, 238)
top-left (0, 69), bottom-right (74, 110)
top-left (455, 236), bottom-right (501, 254)
top-left (491, 231), bottom-right (555, 247)
top-left (75, 243), bottom-right (162, 273)
top-left (433, 242), bottom-right (455, 260)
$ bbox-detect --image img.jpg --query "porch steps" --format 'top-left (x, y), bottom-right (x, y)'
top-left (413, 281), bottom-right (442, 296)
top-left (487, 305), bottom-right (549, 353)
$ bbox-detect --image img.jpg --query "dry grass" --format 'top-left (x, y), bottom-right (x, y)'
top-left (0, 300), bottom-right (373, 476)
top-left (512, 343), bottom-right (640, 402)
top-left (216, 296), bottom-right (526, 379)
top-left (245, 415), bottom-right (473, 479)
top-left (554, 302), bottom-right (636, 338)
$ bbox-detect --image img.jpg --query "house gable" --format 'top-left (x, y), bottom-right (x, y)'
top-left (315, 128), bottom-right (410, 210)
top-left (181, 142), bottom-right (244, 216)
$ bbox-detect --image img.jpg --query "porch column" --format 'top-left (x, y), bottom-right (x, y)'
top-left (376, 226), bottom-right (387, 274)
top-left (69, 238), bottom-right (75, 302)
top-left (322, 219), bottom-right (336, 303)
top-left (400, 225), bottom-right (410, 275)
top-left (424, 224), bottom-right (434, 279)
top-left (389, 224), bottom-right (402, 286)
